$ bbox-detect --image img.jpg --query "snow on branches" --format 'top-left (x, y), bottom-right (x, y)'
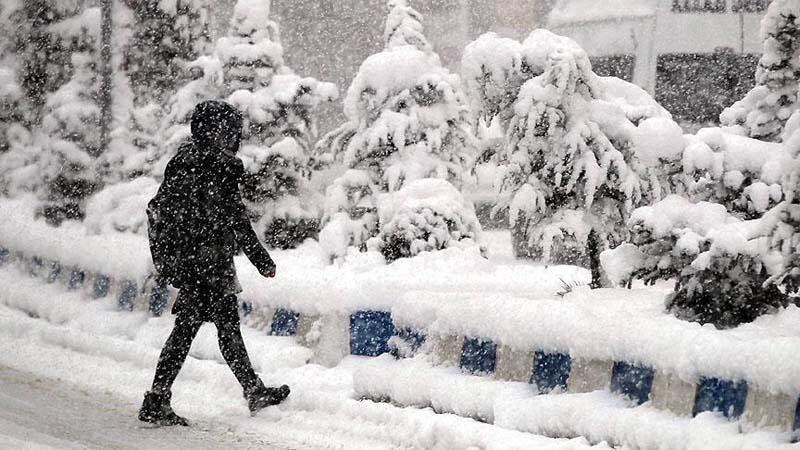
top-left (466, 29), bottom-right (680, 284)
top-left (316, 0), bottom-right (478, 263)
top-left (721, 0), bottom-right (800, 142)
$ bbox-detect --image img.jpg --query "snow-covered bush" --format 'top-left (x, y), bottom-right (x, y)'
top-left (469, 29), bottom-right (681, 286)
top-left (461, 32), bottom-right (530, 139)
top-left (157, 0), bottom-right (335, 248)
top-left (682, 127), bottom-right (792, 219)
top-left (602, 195), bottom-right (791, 328)
top-left (10, 0), bottom-right (82, 125)
top-left (316, 0), bottom-right (477, 262)
top-left (721, 0), bottom-right (800, 142)
top-left (371, 179), bottom-right (483, 262)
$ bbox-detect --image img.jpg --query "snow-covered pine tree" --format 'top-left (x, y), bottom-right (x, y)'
top-left (213, 0), bottom-right (336, 249)
top-left (492, 29), bottom-right (681, 287)
top-left (770, 161), bottom-right (800, 296)
top-left (37, 7), bottom-right (103, 224)
top-left (122, 0), bottom-right (212, 106)
top-left (11, 0), bottom-right (82, 127)
top-left (721, 0), bottom-right (800, 142)
top-left (316, 0), bottom-right (478, 262)
top-left (0, 2), bottom-right (23, 154)
top-left (156, 55), bottom-right (222, 178)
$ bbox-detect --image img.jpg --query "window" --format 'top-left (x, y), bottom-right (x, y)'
top-left (732, 0), bottom-right (772, 12)
top-left (655, 51), bottom-right (759, 124)
top-left (590, 55), bottom-right (635, 82)
top-left (672, 0), bottom-right (727, 13)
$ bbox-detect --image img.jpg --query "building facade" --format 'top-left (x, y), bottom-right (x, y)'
top-left (548, 0), bottom-right (771, 125)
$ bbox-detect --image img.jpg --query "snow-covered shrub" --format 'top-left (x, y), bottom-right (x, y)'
top-left (371, 179), bottom-right (483, 262)
top-left (469, 29), bottom-right (681, 286)
top-left (721, 0), bottom-right (800, 142)
top-left (461, 32), bottom-right (530, 139)
top-left (0, 124), bottom-right (36, 196)
top-left (316, 0), bottom-right (477, 262)
top-left (602, 195), bottom-right (791, 328)
top-left (317, 169), bottom-right (379, 261)
top-left (681, 127), bottom-right (792, 219)
top-left (10, 0), bottom-right (82, 125)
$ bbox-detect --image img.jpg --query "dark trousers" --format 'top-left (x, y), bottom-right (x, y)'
top-left (150, 288), bottom-right (261, 396)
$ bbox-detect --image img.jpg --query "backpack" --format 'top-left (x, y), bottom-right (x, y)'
top-left (146, 164), bottom-right (210, 287)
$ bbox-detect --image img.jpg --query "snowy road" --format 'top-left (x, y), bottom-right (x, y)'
top-left (0, 365), bottom-right (294, 450)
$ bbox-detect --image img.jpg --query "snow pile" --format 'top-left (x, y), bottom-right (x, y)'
top-left (372, 179), bottom-right (484, 261)
top-left (83, 177), bottom-right (159, 235)
top-left (316, 0), bottom-right (477, 263)
top-left (355, 357), bottom-right (795, 450)
top-left (0, 265), bottom-right (617, 450)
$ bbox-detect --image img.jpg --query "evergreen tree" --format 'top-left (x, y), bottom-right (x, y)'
top-left (0, 2), bottom-right (23, 154)
top-left (12, 0), bottom-right (81, 126)
top-left (156, 0), bottom-right (336, 247)
top-left (492, 30), bottom-right (681, 286)
top-left (37, 7), bottom-right (103, 224)
top-left (721, 0), bottom-right (800, 142)
top-left (122, 0), bottom-right (212, 105)
top-left (316, 0), bottom-right (477, 262)
top-left (220, 0), bottom-right (336, 248)
top-left (770, 162), bottom-right (800, 296)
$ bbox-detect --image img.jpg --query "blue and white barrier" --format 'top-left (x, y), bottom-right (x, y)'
top-left (3, 239), bottom-right (799, 441)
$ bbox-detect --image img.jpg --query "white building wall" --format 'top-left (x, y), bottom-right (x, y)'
top-left (549, 0), bottom-right (767, 95)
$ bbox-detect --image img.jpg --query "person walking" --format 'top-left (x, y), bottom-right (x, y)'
top-left (139, 100), bottom-right (290, 426)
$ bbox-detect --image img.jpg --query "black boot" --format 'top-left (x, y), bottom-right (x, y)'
top-left (246, 382), bottom-right (290, 414)
top-left (138, 391), bottom-right (190, 426)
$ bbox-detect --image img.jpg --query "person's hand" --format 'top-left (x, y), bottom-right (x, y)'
top-left (261, 265), bottom-right (276, 278)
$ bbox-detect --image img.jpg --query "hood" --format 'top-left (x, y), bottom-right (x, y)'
top-left (190, 100), bottom-right (244, 157)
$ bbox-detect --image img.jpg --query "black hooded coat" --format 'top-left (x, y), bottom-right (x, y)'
top-left (149, 100), bottom-right (275, 321)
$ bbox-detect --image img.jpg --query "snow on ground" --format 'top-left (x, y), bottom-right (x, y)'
top-left (0, 366), bottom-right (295, 450)
top-left (0, 264), bottom-right (610, 450)
top-left (355, 357), bottom-right (796, 450)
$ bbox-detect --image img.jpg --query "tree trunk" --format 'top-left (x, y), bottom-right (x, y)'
top-left (98, 0), bottom-right (113, 157)
top-left (587, 228), bottom-right (605, 289)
